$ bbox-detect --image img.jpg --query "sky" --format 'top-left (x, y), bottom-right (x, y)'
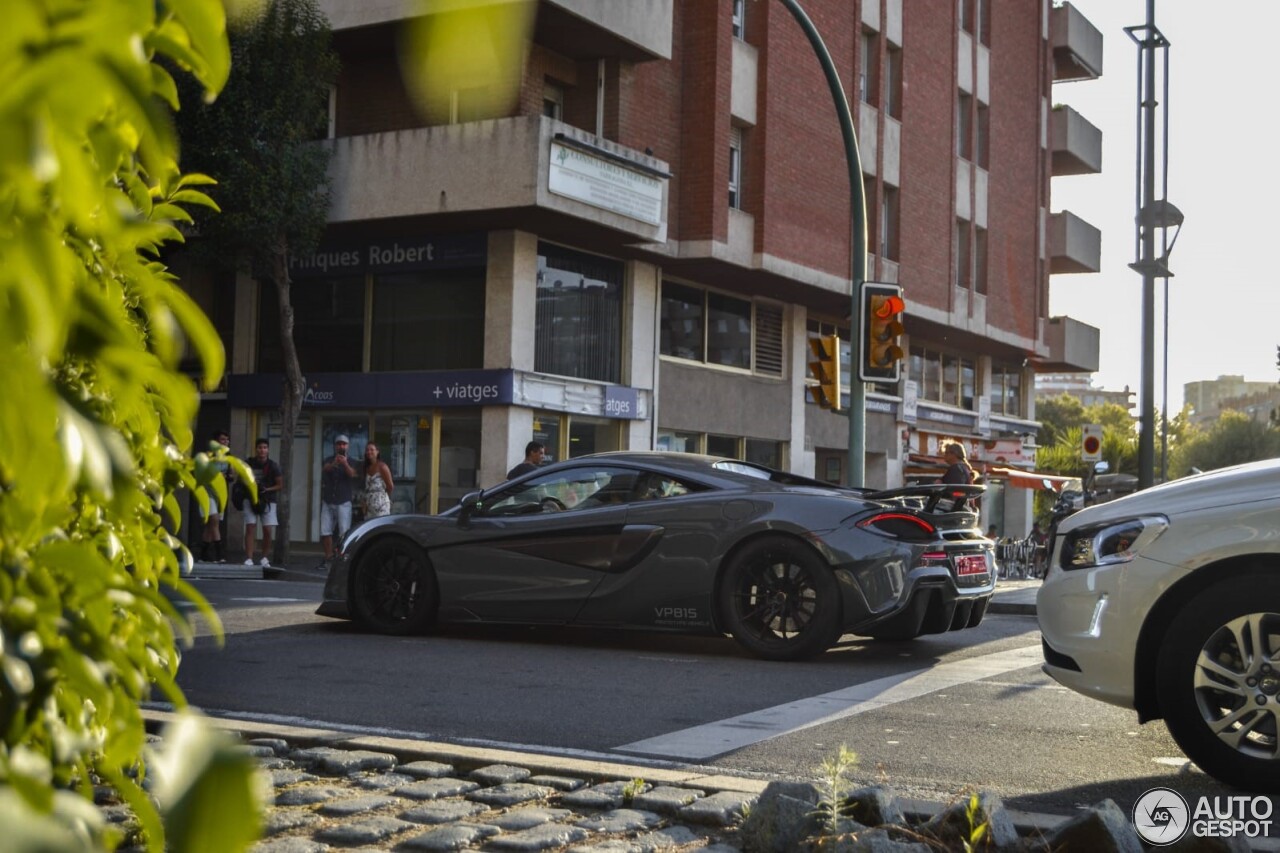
top-left (1047, 0), bottom-right (1280, 414)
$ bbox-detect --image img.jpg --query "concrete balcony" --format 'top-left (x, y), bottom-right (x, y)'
top-left (1050, 2), bottom-right (1103, 82)
top-left (731, 37), bottom-right (758, 126)
top-left (317, 0), bottom-right (671, 61)
top-left (1042, 315), bottom-right (1100, 372)
top-left (1048, 210), bottom-right (1100, 274)
top-left (326, 115), bottom-right (670, 242)
top-left (1050, 104), bottom-right (1102, 176)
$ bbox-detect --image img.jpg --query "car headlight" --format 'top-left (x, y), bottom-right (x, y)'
top-left (1059, 515), bottom-right (1168, 570)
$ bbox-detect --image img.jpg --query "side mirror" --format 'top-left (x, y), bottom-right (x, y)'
top-left (1094, 460), bottom-right (1110, 474)
top-left (458, 490), bottom-right (482, 527)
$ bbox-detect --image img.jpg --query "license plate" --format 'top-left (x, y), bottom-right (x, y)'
top-left (955, 554), bottom-right (989, 576)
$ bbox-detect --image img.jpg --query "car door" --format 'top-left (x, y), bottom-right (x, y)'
top-left (427, 464), bottom-right (645, 623)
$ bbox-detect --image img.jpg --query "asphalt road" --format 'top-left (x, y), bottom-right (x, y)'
top-left (171, 577), bottom-right (1278, 821)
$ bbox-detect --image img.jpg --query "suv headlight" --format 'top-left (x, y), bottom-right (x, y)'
top-left (1059, 515), bottom-right (1168, 570)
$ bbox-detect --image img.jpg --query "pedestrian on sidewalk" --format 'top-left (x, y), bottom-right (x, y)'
top-left (319, 434), bottom-right (356, 569)
top-left (362, 442), bottom-right (394, 519)
top-left (507, 440), bottom-right (545, 480)
top-left (243, 437), bottom-right (283, 569)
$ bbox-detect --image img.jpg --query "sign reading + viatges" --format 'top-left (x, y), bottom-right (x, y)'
top-left (289, 233), bottom-right (487, 278)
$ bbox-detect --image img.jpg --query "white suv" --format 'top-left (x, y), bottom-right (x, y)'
top-left (1038, 458), bottom-right (1280, 792)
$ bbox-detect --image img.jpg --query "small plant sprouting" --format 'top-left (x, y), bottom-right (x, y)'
top-left (963, 792), bottom-right (990, 852)
top-left (814, 743), bottom-right (860, 834)
top-left (621, 777), bottom-right (647, 805)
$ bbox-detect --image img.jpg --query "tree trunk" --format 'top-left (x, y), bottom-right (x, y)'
top-left (272, 240), bottom-right (303, 567)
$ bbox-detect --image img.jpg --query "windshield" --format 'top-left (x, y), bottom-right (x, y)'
top-left (712, 460), bottom-right (855, 490)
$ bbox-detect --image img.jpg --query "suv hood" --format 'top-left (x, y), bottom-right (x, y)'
top-left (1063, 457), bottom-right (1280, 528)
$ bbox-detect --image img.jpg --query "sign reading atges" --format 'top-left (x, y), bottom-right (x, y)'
top-left (548, 141), bottom-right (664, 225)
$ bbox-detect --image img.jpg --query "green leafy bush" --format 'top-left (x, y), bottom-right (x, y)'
top-left (1, 1), bottom-right (259, 850)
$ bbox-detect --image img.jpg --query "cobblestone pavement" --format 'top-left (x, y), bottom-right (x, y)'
top-left (143, 712), bottom-right (761, 852)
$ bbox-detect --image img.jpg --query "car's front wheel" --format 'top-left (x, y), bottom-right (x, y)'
top-left (1157, 575), bottom-right (1280, 793)
top-left (349, 537), bottom-right (437, 636)
top-left (719, 536), bottom-right (842, 661)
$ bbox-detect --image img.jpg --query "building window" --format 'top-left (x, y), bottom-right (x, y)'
top-left (859, 30), bottom-right (878, 105)
top-left (731, 0), bottom-right (745, 39)
top-left (728, 126), bottom-right (743, 210)
top-left (959, 0), bottom-right (975, 33)
top-left (977, 0), bottom-right (991, 45)
top-left (257, 276), bottom-right (365, 373)
top-left (543, 81), bottom-right (564, 120)
top-left (956, 218), bottom-right (971, 289)
top-left (535, 243), bottom-right (624, 383)
top-left (910, 348), bottom-right (975, 408)
top-left (974, 227), bottom-right (988, 295)
top-left (370, 270), bottom-right (486, 371)
top-left (706, 434), bottom-right (740, 458)
top-left (657, 430), bottom-right (702, 453)
top-left (991, 362), bottom-right (1023, 416)
top-left (884, 45), bottom-right (903, 119)
top-left (976, 103), bottom-right (989, 168)
top-left (880, 185), bottom-right (900, 261)
top-left (957, 92), bottom-right (973, 160)
top-left (745, 438), bottom-right (783, 469)
top-left (660, 282), bottom-right (756, 372)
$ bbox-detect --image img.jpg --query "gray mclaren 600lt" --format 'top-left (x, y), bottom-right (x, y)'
top-left (317, 452), bottom-right (995, 660)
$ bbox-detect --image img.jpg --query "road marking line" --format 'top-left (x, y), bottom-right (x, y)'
top-left (615, 644), bottom-right (1043, 760)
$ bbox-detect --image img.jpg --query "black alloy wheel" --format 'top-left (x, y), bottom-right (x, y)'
top-left (349, 537), bottom-right (436, 636)
top-left (719, 536), bottom-right (842, 661)
top-left (1157, 575), bottom-right (1280, 793)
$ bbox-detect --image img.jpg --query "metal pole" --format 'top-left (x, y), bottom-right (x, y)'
top-left (1135, 0), bottom-right (1157, 490)
top-left (776, 0), bottom-right (869, 486)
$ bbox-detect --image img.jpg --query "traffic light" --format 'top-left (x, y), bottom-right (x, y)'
top-left (807, 334), bottom-right (841, 410)
top-left (859, 282), bottom-right (905, 382)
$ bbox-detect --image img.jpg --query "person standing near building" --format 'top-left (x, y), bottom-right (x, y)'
top-left (243, 437), bottom-right (283, 568)
top-left (362, 442), bottom-right (394, 519)
top-left (319, 434), bottom-right (356, 568)
top-left (940, 441), bottom-right (975, 485)
top-left (507, 441), bottom-right (545, 479)
top-left (199, 429), bottom-right (231, 563)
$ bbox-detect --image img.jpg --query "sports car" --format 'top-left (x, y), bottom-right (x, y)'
top-left (317, 452), bottom-right (996, 660)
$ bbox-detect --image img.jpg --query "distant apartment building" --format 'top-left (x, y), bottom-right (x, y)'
top-left (1037, 373), bottom-right (1135, 411)
top-left (185, 0), bottom-right (1104, 548)
top-left (1185, 375), bottom-right (1280, 426)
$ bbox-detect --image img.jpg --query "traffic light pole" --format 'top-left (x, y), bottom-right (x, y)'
top-left (777, 0), bottom-right (870, 485)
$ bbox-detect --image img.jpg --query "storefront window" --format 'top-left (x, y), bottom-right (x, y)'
top-left (370, 269), bottom-right (485, 371)
top-left (532, 413), bottom-right (562, 464)
top-left (663, 282), bottom-right (752, 369)
top-left (745, 438), bottom-right (782, 469)
top-left (568, 415), bottom-right (620, 458)
top-left (706, 434), bottom-right (739, 458)
top-left (535, 243), bottom-right (623, 383)
top-left (258, 276), bottom-right (364, 373)
top-left (657, 430), bottom-right (701, 453)
top-left (437, 413), bottom-right (481, 513)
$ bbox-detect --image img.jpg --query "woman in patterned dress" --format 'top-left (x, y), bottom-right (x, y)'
top-left (362, 442), bottom-right (394, 518)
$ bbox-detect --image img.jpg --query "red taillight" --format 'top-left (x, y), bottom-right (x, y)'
top-left (858, 512), bottom-right (937, 541)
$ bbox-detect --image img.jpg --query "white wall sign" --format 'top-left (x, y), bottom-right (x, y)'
top-left (548, 141), bottom-right (664, 225)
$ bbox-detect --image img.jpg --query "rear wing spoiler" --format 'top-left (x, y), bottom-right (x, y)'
top-left (865, 483), bottom-right (986, 515)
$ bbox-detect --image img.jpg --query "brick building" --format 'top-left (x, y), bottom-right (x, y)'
top-left (190, 0), bottom-right (1103, 548)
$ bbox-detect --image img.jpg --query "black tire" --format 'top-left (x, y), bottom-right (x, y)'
top-left (718, 536), bottom-right (842, 661)
top-left (349, 537), bottom-right (436, 636)
top-left (1156, 576), bottom-right (1280, 793)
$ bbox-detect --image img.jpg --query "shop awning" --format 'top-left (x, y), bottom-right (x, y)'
top-left (986, 466), bottom-right (1082, 492)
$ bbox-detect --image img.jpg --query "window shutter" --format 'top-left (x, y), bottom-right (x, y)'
top-left (753, 303), bottom-right (784, 376)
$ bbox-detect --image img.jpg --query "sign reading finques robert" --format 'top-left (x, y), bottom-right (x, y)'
top-left (288, 233), bottom-right (487, 279)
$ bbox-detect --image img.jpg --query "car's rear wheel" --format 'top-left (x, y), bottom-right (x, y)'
top-left (719, 536), bottom-right (842, 661)
top-left (349, 537), bottom-right (436, 636)
top-left (1156, 576), bottom-right (1280, 793)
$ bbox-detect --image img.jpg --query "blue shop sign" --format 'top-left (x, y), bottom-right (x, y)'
top-left (229, 370), bottom-right (515, 409)
top-left (603, 386), bottom-right (639, 419)
top-left (289, 233), bottom-right (487, 279)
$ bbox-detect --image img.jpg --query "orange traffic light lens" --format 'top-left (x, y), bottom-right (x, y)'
top-left (874, 295), bottom-right (905, 318)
